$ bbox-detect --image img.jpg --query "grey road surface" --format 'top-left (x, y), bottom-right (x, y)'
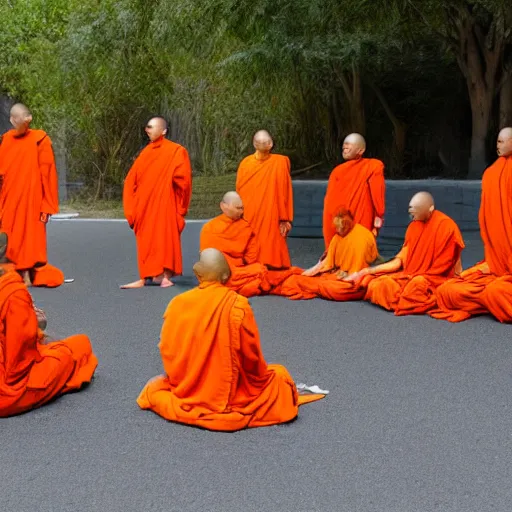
top-left (2, 220), bottom-right (511, 512)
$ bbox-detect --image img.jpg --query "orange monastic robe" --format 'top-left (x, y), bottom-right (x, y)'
top-left (431, 156), bottom-right (512, 322)
top-left (323, 158), bottom-right (385, 249)
top-left (137, 282), bottom-right (323, 431)
top-left (272, 223), bottom-right (377, 301)
top-left (236, 153), bottom-right (293, 269)
top-left (365, 210), bottom-right (464, 315)
top-left (0, 267), bottom-right (97, 417)
top-left (123, 137), bottom-right (192, 279)
top-left (0, 129), bottom-right (61, 280)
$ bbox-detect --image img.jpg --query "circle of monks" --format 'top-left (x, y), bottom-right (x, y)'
top-left (1, 103), bottom-right (511, 431)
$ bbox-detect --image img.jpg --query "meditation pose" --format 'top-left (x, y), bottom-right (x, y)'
top-left (430, 128), bottom-right (512, 322)
top-left (0, 103), bottom-right (64, 288)
top-left (236, 130), bottom-right (293, 269)
top-left (323, 133), bottom-right (385, 249)
top-left (344, 192), bottom-right (464, 316)
top-left (0, 232), bottom-right (97, 417)
top-left (200, 191), bottom-right (299, 297)
top-left (122, 117), bottom-right (192, 288)
top-left (137, 248), bottom-right (325, 431)
top-left (270, 209), bottom-right (380, 300)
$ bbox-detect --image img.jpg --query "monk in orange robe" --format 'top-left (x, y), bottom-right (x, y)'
top-left (343, 192), bottom-right (464, 316)
top-left (0, 231), bottom-right (97, 417)
top-left (0, 103), bottom-right (63, 288)
top-left (323, 133), bottom-right (385, 249)
top-left (236, 130), bottom-right (293, 269)
top-left (121, 116), bottom-right (192, 288)
top-left (430, 127), bottom-right (512, 323)
top-left (272, 208), bottom-right (379, 300)
top-left (200, 191), bottom-right (300, 297)
top-left (137, 248), bottom-right (325, 431)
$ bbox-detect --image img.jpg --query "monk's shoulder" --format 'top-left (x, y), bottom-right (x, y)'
top-left (433, 210), bottom-right (461, 234)
top-left (162, 139), bottom-right (188, 155)
top-left (365, 158), bottom-right (384, 174)
top-left (271, 153), bottom-right (291, 166)
top-left (231, 292), bottom-right (251, 320)
top-left (238, 154), bottom-right (254, 168)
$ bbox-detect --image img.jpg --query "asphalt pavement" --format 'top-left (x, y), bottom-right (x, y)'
top-left (2, 220), bottom-right (511, 512)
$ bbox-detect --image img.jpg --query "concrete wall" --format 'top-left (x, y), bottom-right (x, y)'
top-left (290, 179), bottom-right (482, 239)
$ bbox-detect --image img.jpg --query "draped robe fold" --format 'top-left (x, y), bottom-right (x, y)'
top-left (0, 267), bottom-right (97, 417)
top-left (236, 153), bottom-right (293, 269)
top-left (123, 138), bottom-right (192, 279)
top-left (137, 282), bottom-right (323, 431)
top-left (430, 156), bottom-right (512, 322)
top-left (365, 210), bottom-right (464, 315)
top-left (323, 158), bottom-right (385, 249)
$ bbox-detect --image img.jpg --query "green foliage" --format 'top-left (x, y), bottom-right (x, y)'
top-left (0, 0), bottom-right (510, 195)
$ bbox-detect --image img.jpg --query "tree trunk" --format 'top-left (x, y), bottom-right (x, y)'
top-left (500, 74), bottom-right (512, 128)
top-left (337, 63), bottom-right (365, 135)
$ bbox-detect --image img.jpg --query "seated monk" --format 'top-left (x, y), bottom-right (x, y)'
top-left (137, 248), bottom-right (325, 431)
top-left (430, 127), bottom-right (512, 322)
top-left (0, 232), bottom-right (97, 417)
top-left (343, 192), bottom-right (464, 315)
top-left (271, 209), bottom-right (380, 301)
top-left (199, 191), bottom-right (300, 297)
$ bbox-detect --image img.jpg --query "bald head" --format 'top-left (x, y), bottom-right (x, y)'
top-left (408, 191), bottom-right (435, 222)
top-left (497, 127), bottom-right (512, 158)
top-left (220, 191), bottom-right (244, 220)
top-left (145, 116), bottom-right (168, 142)
top-left (193, 248), bottom-right (231, 284)
top-left (253, 130), bottom-right (273, 155)
top-left (342, 133), bottom-right (366, 161)
top-left (10, 103), bottom-right (32, 135)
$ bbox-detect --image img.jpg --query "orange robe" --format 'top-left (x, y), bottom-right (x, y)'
top-left (272, 223), bottom-right (378, 301)
top-left (200, 214), bottom-right (298, 297)
top-left (0, 129), bottom-right (61, 281)
top-left (431, 156), bottom-right (512, 322)
top-left (123, 137), bottom-right (192, 279)
top-left (137, 282), bottom-right (323, 431)
top-left (0, 267), bottom-right (97, 417)
top-left (365, 210), bottom-right (464, 315)
top-left (323, 158), bottom-right (385, 249)
top-left (236, 153), bottom-right (293, 269)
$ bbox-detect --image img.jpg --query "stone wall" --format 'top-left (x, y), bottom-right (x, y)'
top-left (290, 179), bottom-right (482, 239)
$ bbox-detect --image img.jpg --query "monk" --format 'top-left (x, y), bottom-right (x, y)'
top-left (323, 133), bottom-right (385, 249)
top-left (0, 231), bottom-right (97, 417)
top-left (270, 208), bottom-right (379, 301)
top-left (200, 191), bottom-right (300, 297)
top-left (137, 248), bottom-right (325, 431)
top-left (236, 130), bottom-right (293, 269)
top-left (0, 103), bottom-right (63, 288)
top-left (430, 127), bottom-right (512, 323)
top-left (121, 116), bottom-right (192, 288)
top-left (343, 192), bottom-right (464, 316)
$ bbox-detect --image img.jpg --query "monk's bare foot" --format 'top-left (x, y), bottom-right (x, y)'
top-left (159, 277), bottom-right (174, 288)
top-left (22, 270), bottom-right (32, 287)
top-left (120, 279), bottom-right (145, 289)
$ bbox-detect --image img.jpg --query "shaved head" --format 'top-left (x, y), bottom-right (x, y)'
top-left (408, 191), bottom-right (435, 222)
top-left (342, 133), bottom-right (366, 160)
top-left (193, 248), bottom-right (231, 284)
top-left (497, 127), bottom-right (512, 157)
top-left (253, 130), bottom-right (273, 155)
top-left (145, 116), bottom-right (168, 142)
top-left (10, 103), bottom-right (32, 135)
top-left (220, 191), bottom-right (244, 220)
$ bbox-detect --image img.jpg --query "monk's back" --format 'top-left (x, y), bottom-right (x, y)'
top-left (200, 215), bottom-right (253, 260)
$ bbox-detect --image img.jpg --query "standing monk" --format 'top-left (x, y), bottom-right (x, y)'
top-left (137, 248), bottom-right (325, 431)
top-left (344, 192), bottom-right (464, 316)
top-left (236, 130), bottom-right (293, 269)
top-left (122, 117), bottom-right (192, 288)
top-left (323, 133), bottom-right (385, 249)
top-left (0, 103), bottom-right (63, 287)
top-left (430, 128), bottom-right (512, 323)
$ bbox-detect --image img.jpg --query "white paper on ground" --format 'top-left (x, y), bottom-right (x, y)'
top-left (296, 383), bottom-right (329, 395)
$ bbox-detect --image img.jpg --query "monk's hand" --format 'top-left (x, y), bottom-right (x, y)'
top-left (336, 270), bottom-right (348, 279)
top-left (343, 267), bottom-right (369, 282)
top-left (372, 227), bottom-right (378, 237)
top-left (279, 221), bottom-right (292, 237)
top-left (40, 212), bottom-right (50, 224)
top-left (302, 264), bottom-right (320, 277)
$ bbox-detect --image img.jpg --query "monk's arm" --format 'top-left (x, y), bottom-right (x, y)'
top-left (122, 167), bottom-right (138, 227)
top-left (238, 301), bottom-right (269, 377)
top-left (277, 158), bottom-right (293, 234)
top-left (368, 163), bottom-right (385, 232)
top-left (173, 148), bottom-right (193, 218)
top-left (344, 247), bottom-right (405, 281)
top-left (38, 136), bottom-right (59, 215)
top-left (4, 290), bottom-right (40, 383)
